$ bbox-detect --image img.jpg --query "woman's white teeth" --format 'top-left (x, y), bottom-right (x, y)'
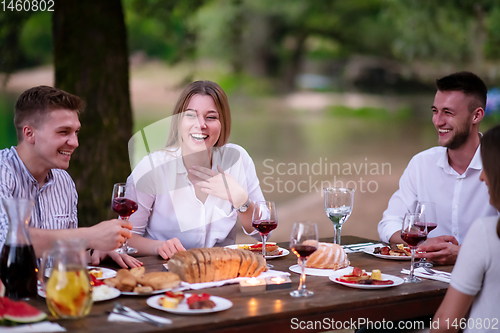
top-left (58, 150), bottom-right (71, 155)
top-left (191, 134), bottom-right (208, 140)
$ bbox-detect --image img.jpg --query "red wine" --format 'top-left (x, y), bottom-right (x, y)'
top-left (0, 244), bottom-right (37, 300)
top-left (401, 232), bottom-right (427, 247)
top-left (292, 245), bottom-right (317, 259)
top-left (112, 198), bottom-right (138, 218)
top-left (427, 223), bottom-right (437, 232)
top-left (252, 220), bottom-right (277, 235)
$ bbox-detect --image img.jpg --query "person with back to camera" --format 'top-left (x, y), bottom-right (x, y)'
top-left (378, 72), bottom-right (498, 265)
top-left (432, 125), bottom-right (500, 332)
top-left (126, 80), bottom-right (265, 259)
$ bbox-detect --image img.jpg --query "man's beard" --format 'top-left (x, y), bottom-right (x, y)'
top-left (443, 121), bottom-right (471, 150)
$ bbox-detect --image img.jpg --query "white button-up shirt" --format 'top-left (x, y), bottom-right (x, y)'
top-left (378, 146), bottom-right (498, 244)
top-left (127, 143), bottom-right (264, 249)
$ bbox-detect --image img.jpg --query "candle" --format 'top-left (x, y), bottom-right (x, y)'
top-left (266, 276), bottom-right (292, 290)
top-left (246, 278), bottom-right (262, 285)
top-left (270, 277), bottom-right (286, 284)
top-left (240, 278), bottom-right (266, 293)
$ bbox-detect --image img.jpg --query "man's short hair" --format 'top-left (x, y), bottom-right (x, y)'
top-left (14, 85), bottom-right (84, 142)
top-left (436, 71), bottom-right (487, 113)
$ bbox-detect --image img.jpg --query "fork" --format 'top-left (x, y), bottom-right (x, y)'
top-left (113, 302), bottom-right (168, 327)
top-left (422, 267), bottom-right (451, 277)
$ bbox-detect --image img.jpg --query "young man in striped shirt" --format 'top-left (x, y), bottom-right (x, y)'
top-left (0, 85), bottom-right (141, 268)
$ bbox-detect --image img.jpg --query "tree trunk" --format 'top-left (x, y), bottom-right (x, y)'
top-left (53, 0), bottom-right (132, 227)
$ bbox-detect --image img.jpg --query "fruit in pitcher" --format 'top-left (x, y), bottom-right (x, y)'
top-left (46, 268), bottom-right (92, 318)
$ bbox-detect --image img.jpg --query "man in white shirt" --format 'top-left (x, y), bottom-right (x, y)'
top-left (0, 86), bottom-right (141, 268)
top-left (378, 72), bottom-right (498, 265)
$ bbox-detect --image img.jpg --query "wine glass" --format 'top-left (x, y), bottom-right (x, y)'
top-left (251, 201), bottom-right (277, 269)
top-left (415, 201), bottom-right (437, 268)
top-left (323, 187), bottom-right (354, 245)
top-left (401, 213), bottom-right (427, 283)
top-left (111, 183), bottom-right (138, 254)
top-left (289, 222), bottom-right (318, 297)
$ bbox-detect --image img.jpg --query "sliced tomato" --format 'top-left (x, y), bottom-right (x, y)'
top-left (352, 267), bottom-right (363, 277)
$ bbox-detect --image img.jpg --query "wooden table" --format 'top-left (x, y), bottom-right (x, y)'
top-left (30, 236), bottom-right (452, 332)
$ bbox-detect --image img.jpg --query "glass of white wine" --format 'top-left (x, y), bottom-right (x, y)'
top-left (323, 187), bottom-right (354, 245)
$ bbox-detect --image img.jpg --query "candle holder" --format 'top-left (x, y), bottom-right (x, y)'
top-left (239, 278), bottom-right (266, 293)
top-left (265, 276), bottom-right (292, 291)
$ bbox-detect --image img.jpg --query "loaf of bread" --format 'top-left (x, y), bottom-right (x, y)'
top-left (303, 241), bottom-right (349, 270)
top-left (168, 247), bottom-right (267, 283)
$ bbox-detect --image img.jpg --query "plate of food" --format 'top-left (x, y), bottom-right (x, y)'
top-left (329, 267), bottom-right (404, 289)
top-left (362, 244), bottom-right (411, 260)
top-left (37, 284), bottom-right (121, 302)
top-left (147, 292), bottom-right (233, 315)
top-left (289, 265), bottom-right (352, 277)
top-left (225, 243), bottom-right (289, 259)
top-left (44, 266), bottom-right (117, 280)
top-left (103, 267), bottom-right (181, 296)
top-left (88, 266), bottom-right (117, 280)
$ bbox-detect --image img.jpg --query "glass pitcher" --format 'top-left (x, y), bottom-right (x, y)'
top-left (40, 239), bottom-right (93, 319)
top-left (0, 198), bottom-right (37, 300)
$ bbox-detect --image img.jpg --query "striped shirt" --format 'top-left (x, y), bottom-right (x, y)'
top-left (0, 147), bottom-right (78, 250)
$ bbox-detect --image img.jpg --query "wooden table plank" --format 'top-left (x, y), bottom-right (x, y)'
top-left (29, 236), bottom-right (451, 332)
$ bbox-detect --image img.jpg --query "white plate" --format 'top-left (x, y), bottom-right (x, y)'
top-left (44, 266), bottom-right (117, 280)
top-left (88, 266), bottom-right (117, 279)
top-left (289, 265), bottom-right (352, 277)
top-left (121, 288), bottom-right (173, 296)
top-left (38, 285), bottom-right (121, 302)
top-left (329, 270), bottom-right (404, 289)
top-left (147, 293), bottom-right (233, 315)
top-left (225, 244), bottom-right (289, 259)
top-left (361, 245), bottom-right (411, 261)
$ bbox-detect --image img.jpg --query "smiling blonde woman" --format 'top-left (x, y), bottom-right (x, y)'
top-left (126, 81), bottom-right (265, 259)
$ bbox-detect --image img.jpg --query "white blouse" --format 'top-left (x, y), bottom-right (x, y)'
top-left (126, 143), bottom-right (264, 249)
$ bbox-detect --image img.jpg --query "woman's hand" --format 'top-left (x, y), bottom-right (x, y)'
top-left (90, 250), bottom-right (143, 269)
top-left (189, 165), bottom-right (248, 208)
top-left (157, 238), bottom-right (186, 259)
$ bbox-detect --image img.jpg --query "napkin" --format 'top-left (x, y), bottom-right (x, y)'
top-left (343, 243), bottom-right (384, 253)
top-left (0, 322), bottom-right (66, 332)
top-left (401, 268), bottom-right (451, 283)
top-left (108, 306), bottom-right (172, 324)
top-left (180, 270), bottom-right (291, 290)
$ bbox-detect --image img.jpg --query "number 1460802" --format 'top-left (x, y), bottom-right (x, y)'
top-left (2, 0), bottom-right (54, 11)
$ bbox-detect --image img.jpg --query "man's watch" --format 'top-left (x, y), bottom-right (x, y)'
top-left (234, 197), bottom-right (251, 213)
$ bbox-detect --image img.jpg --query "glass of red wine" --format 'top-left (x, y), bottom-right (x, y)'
top-left (112, 183), bottom-right (138, 254)
top-left (415, 201), bottom-right (437, 268)
top-left (401, 213), bottom-right (427, 283)
top-left (289, 221), bottom-right (318, 297)
top-left (251, 201), bottom-right (278, 269)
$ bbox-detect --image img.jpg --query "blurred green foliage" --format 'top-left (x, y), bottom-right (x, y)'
top-left (19, 12), bottom-right (52, 65)
top-left (0, 93), bottom-right (17, 149)
top-left (2, 0), bottom-right (500, 85)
